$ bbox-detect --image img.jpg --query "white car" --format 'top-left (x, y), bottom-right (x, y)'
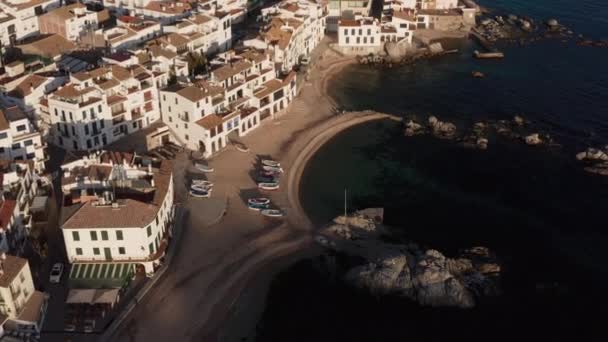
top-left (49, 263), bottom-right (64, 283)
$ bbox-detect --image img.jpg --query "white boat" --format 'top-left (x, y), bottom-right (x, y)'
top-left (248, 202), bottom-right (270, 211)
top-left (262, 159), bottom-right (280, 167)
top-left (261, 209), bottom-right (284, 218)
top-left (262, 165), bottom-right (283, 173)
top-left (192, 180), bottom-right (213, 187)
top-left (189, 188), bottom-right (211, 198)
top-left (195, 163), bottom-right (214, 173)
top-left (191, 184), bottom-right (212, 192)
top-left (248, 198), bottom-right (270, 205)
top-left (258, 182), bottom-right (280, 190)
top-left (235, 143), bottom-right (250, 153)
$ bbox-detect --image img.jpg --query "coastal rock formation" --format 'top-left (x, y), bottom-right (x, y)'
top-left (428, 116), bottom-right (457, 138)
top-left (576, 147), bottom-right (608, 176)
top-left (514, 115), bottom-right (525, 126)
top-left (320, 210), bottom-right (501, 309)
top-left (524, 133), bottom-right (543, 145)
top-left (404, 120), bottom-right (424, 136)
top-left (576, 147), bottom-right (608, 161)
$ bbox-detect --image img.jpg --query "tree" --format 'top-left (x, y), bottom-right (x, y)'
top-left (186, 51), bottom-right (208, 77)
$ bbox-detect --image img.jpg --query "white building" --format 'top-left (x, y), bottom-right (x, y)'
top-left (0, 0), bottom-right (60, 41)
top-left (103, 16), bottom-right (162, 53)
top-left (38, 3), bottom-right (100, 41)
top-left (47, 64), bottom-right (165, 152)
top-left (162, 12), bottom-right (232, 55)
top-left (160, 48), bottom-right (298, 157)
top-left (0, 254), bottom-right (48, 336)
top-left (0, 107), bottom-right (45, 171)
top-left (245, 0), bottom-right (326, 72)
top-left (0, 9), bottom-right (17, 47)
top-left (0, 160), bottom-right (39, 254)
top-left (337, 17), bottom-right (381, 53)
top-left (61, 157), bottom-right (175, 275)
top-left (326, 0), bottom-right (371, 31)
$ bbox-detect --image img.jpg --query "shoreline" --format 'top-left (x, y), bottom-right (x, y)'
top-left (110, 42), bottom-right (367, 342)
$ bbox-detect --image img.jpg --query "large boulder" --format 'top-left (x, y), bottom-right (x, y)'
top-left (404, 120), bottom-right (424, 136)
top-left (384, 41), bottom-right (408, 60)
top-left (525, 133), bottom-right (543, 145)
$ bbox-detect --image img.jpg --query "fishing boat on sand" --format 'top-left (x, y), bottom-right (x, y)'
top-left (235, 143), bottom-right (250, 153)
top-left (248, 198), bottom-right (271, 205)
top-left (195, 163), bottom-right (214, 173)
top-left (191, 184), bottom-right (212, 192)
top-left (248, 202), bottom-right (270, 211)
top-left (258, 182), bottom-right (280, 190)
top-left (189, 188), bottom-right (211, 198)
top-left (261, 209), bottom-right (285, 218)
top-left (192, 180), bottom-right (213, 187)
top-left (262, 165), bottom-right (283, 173)
top-left (262, 159), bottom-right (280, 167)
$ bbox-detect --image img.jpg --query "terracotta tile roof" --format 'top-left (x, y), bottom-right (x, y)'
top-left (18, 290), bottom-right (46, 323)
top-left (196, 114), bottom-right (223, 129)
top-left (0, 254), bottom-right (27, 288)
top-left (193, 80), bottom-right (225, 97)
top-left (17, 34), bottom-right (76, 58)
top-left (111, 65), bottom-right (133, 81)
top-left (254, 79), bottom-right (283, 99)
top-left (62, 199), bottom-right (159, 229)
top-left (148, 45), bottom-right (177, 59)
top-left (176, 85), bottom-right (206, 102)
top-left (99, 151), bottom-right (135, 165)
top-left (188, 14), bottom-right (212, 25)
top-left (339, 19), bottom-right (360, 27)
top-left (61, 165), bottom-right (113, 187)
top-left (164, 32), bottom-right (189, 47)
top-left (212, 60), bottom-right (252, 82)
top-left (393, 10), bottom-right (416, 21)
top-left (145, 1), bottom-right (192, 14)
top-left (0, 200), bottom-right (16, 230)
top-left (97, 9), bottom-right (110, 22)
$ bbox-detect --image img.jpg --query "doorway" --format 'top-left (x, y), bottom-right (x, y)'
top-left (104, 248), bottom-right (112, 261)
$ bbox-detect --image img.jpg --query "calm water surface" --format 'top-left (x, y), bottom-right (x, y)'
top-left (256, 0), bottom-right (608, 340)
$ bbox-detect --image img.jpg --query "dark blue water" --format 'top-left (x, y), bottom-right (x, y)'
top-left (256, 1), bottom-right (608, 341)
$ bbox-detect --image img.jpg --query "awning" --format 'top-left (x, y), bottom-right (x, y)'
top-left (66, 289), bottom-right (120, 305)
top-left (69, 263), bottom-right (136, 289)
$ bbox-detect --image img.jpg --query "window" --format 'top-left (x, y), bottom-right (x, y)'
top-left (119, 247), bottom-right (126, 255)
top-left (359, 29), bottom-right (362, 35)
top-left (16, 124), bottom-right (26, 131)
top-left (76, 248), bottom-right (83, 255)
top-left (175, 98), bottom-right (178, 105)
top-left (133, 122), bottom-right (138, 129)
top-left (185, 134), bottom-right (189, 140)
top-left (344, 29), bottom-right (348, 35)
top-left (346, 37), bottom-right (349, 44)
top-left (168, 106), bottom-right (171, 112)
top-left (72, 231), bottom-right (80, 241)
top-left (69, 112), bottom-right (73, 121)
top-left (93, 247), bottom-right (100, 255)
top-left (363, 37), bottom-right (367, 44)
top-left (82, 111), bottom-right (87, 120)
top-left (23, 140), bottom-right (33, 146)
top-left (356, 37), bottom-right (360, 44)
top-left (146, 225), bottom-right (151, 237)
top-left (54, 108), bottom-right (58, 116)
top-left (116, 230), bottom-right (123, 240)
top-left (84, 124), bottom-right (89, 135)
top-left (163, 95), bottom-right (166, 101)
top-left (148, 242), bottom-right (154, 254)
top-left (371, 37), bottom-right (374, 44)
top-left (98, 105), bottom-right (102, 112)
top-left (351, 29), bottom-right (355, 35)
top-left (90, 231), bottom-right (98, 241)
top-left (87, 140), bottom-right (92, 149)
top-left (367, 29), bottom-right (371, 35)
top-left (101, 231), bottom-right (108, 240)
top-left (0, 132), bottom-right (6, 139)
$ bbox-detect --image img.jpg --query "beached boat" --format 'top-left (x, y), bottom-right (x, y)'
top-left (195, 163), bottom-right (214, 173)
top-left (262, 165), bottom-right (283, 173)
top-left (192, 180), bottom-right (213, 187)
top-left (259, 170), bottom-right (280, 177)
top-left (189, 188), bottom-right (211, 198)
top-left (248, 198), bottom-right (271, 205)
top-left (191, 184), bottom-right (212, 192)
top-left (262, 159), bottom-right (280, 167)
top-left (248, 202), bottom-right (270, 211)
top-left (258, 182), bottom-right (280, 190)
top-left (257, 174), bottom-right (278, 183)
top-left (235, 143), bottom-right (250, 153)
top-left (261, 209), bottom-right (285, 218)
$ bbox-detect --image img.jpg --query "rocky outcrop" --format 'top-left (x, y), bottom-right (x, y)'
top-left (428, 116), bottom-right (457, 138)
top-left (524, 133), bottom-right (543, 145)
top-left (576, 147), bottom-right (608, 176)
top-left (404, 120), bottom-right (424, 136)
top-left (320, 210), bottom-right (501, 309)
top-left (576, 147), bottom-right (608, 161)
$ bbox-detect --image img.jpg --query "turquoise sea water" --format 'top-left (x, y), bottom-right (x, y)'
top-left (257, 0), bottom-right (608, 341)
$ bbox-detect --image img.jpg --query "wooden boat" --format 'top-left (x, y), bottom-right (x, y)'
top-left (262, 165), bottom-right (283, 173)
top-left (248, 198), bottom-right (270, 205)
top-left (261, 209), bottom-right (285, 217)
top-left (189, 188), bottom-right (211, 198)
top-left (191, 184), bottom-right (212, 192)
top-left (473, 50), bottom-right (504, 59)
top-left (258, 182), bottom-right (280, 190)
top-left (262, 159), bottom-right (280, 167)
top-left (195, 163), bottom-right (214, 173)
top-left (235, 143), bottom-right (249, 153)
top-left (248, 202), bottom-right (270, 211)
top-left (192, 180), bottom-right (213, 187)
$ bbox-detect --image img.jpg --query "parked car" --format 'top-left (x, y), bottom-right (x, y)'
top-left (49, 263), bottom-right (64, 283)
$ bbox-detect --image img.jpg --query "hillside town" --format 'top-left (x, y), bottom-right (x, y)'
top-left (0, 0), bottom-right (479, 340)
